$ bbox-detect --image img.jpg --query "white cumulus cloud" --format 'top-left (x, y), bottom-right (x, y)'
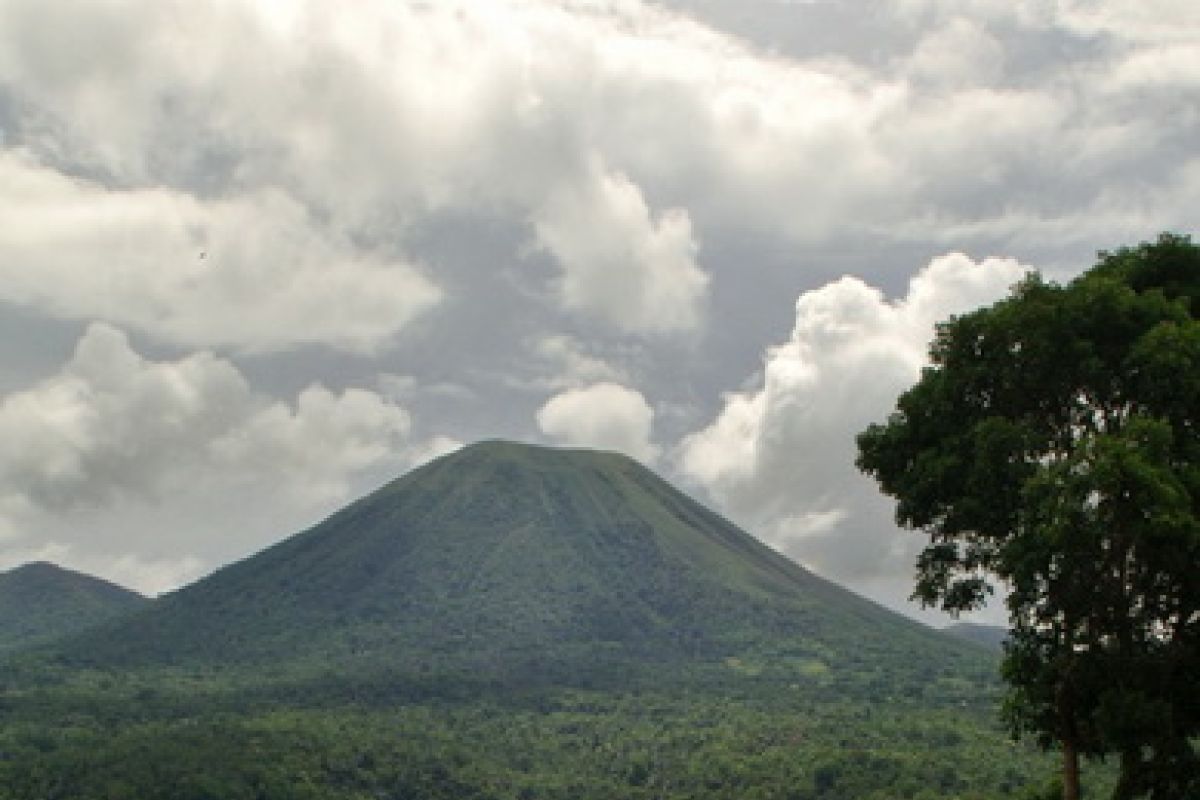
top-left (537, 382), bottom-right (660, 463)
top-left (533, 161), bottom-right (709, 334)
top-left (1, 0), bottom-right (1195, 342)
top-left (0, 323), bottom-right (442, 593)
top-left (0, 323), bottom-right (418, 511)
top-left (0, 151), bottom-right (440, 353)
top-left (679, 253), bottom-right (1030, 613)
top-left (528, 334), bottom-right (630, 391)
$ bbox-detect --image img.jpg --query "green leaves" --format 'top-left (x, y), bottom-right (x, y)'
top-left (857, 233), bottom-right (1200, 798)
top-left (0, 677), bottom-right (1085, 800)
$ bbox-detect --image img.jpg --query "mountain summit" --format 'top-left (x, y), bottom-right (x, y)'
top-left (64, 441), bottom-right (980, 686)
top-left (0, 562), bottom-right (146, 654)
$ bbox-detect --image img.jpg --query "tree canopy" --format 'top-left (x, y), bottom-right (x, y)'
top-left (857, 233), bottom-right (1200, 800)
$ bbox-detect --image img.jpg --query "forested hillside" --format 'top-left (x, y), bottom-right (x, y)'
top-left (0, 443), bottom-right (1108, 798)
top-left (0, 562), bottom-right (146, 654)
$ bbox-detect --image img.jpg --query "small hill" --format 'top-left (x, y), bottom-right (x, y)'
top-left (62, 441), bottom-right (990, 691)
top-left (0, 562), bottom-right (147, 654)
top-left (944, 622), bottom-right (1008, 651)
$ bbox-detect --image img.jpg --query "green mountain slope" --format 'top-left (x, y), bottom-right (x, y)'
top-left (3, 443), bottom-right (1088, 799)
top-left (944, 622), bottom-right (1008, 652)
top-left (62, 441), bottom-right (986, 690)
top-left (0, 562), bottom-right (147, 653)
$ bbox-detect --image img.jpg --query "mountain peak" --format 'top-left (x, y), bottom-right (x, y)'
top-left (0, 562), bottom-right (147, 654)
top-left (447, 438), bottom-right (639, 465)
top-left (1, 560), bottom-right (142, 594)
top-left (61, 442), bottom-right (982, 688)
top-left (8, 560), bottom-right (61, 576)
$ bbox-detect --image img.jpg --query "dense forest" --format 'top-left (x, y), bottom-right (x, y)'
top-left (0, 656), bottom-right (1096, 799)
top-left (0, 443), bottom-right (1118, 798)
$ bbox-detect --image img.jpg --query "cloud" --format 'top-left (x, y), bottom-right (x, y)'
top-left (1053, 1), bottom-right (1200, 43)
top-left (1, 0), bottom-right (1196, 339)
top-left (537, 382), bottom-right (660, 463)
top-left (1108, 43), bottom-right (1200, 92)
top-left (403, 435), bottom-right (465, 469)
top-left (0, 323), bottom-right (415, 512)
top-left (904, 18), bottom-right (1005, 89)
top-left (0, 151), bottom-right (440, 353)
top-left (0, 0), bottom-right (721, 338)
top-left (679, 253), bottom-right (1029, 605)
top-left (0, 323), bottom-right (449, 591)
top-left (378, 374), bottom-right (475, 404)
top-left (532, 161), bottom-right (709, 334)
top-left (524, 334), bottom-right (631, 391)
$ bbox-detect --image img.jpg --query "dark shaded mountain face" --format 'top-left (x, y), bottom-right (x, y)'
top-left (0, 562), bottom-right (147, 654)
top-left (62, 441), bottom-right (986, 688)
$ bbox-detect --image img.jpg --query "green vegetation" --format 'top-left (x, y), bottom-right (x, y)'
top-left (57, 441), bottom-right (983, 693)
top-left (943, 623), bottom-right (1007, 652)
top-left (0, 659), bottom-right (1095, 799)
top-left (858, 233), bottom-right (1200, 799)
top-left (0, 441), bottom-right (1120, 797)
top-left (0, 561), bottom-right (147, 655)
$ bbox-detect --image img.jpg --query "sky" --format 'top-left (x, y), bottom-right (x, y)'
top-left (0, 0), bottom-right (1197, 625)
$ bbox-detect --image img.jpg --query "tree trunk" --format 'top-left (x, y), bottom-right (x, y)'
top-left (1063, 737), bottom-right (1081, 800)
top-left (1113, 749), bottom-right (1138, 800)
top-left (1058, 620), bottom-right (1081, 800)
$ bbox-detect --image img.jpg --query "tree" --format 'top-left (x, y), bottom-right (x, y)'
top-left (856, 234), bottom-right (1200, 800)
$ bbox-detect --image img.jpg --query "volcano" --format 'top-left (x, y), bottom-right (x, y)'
top-left (62, 441), bottom-right (980, 688)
